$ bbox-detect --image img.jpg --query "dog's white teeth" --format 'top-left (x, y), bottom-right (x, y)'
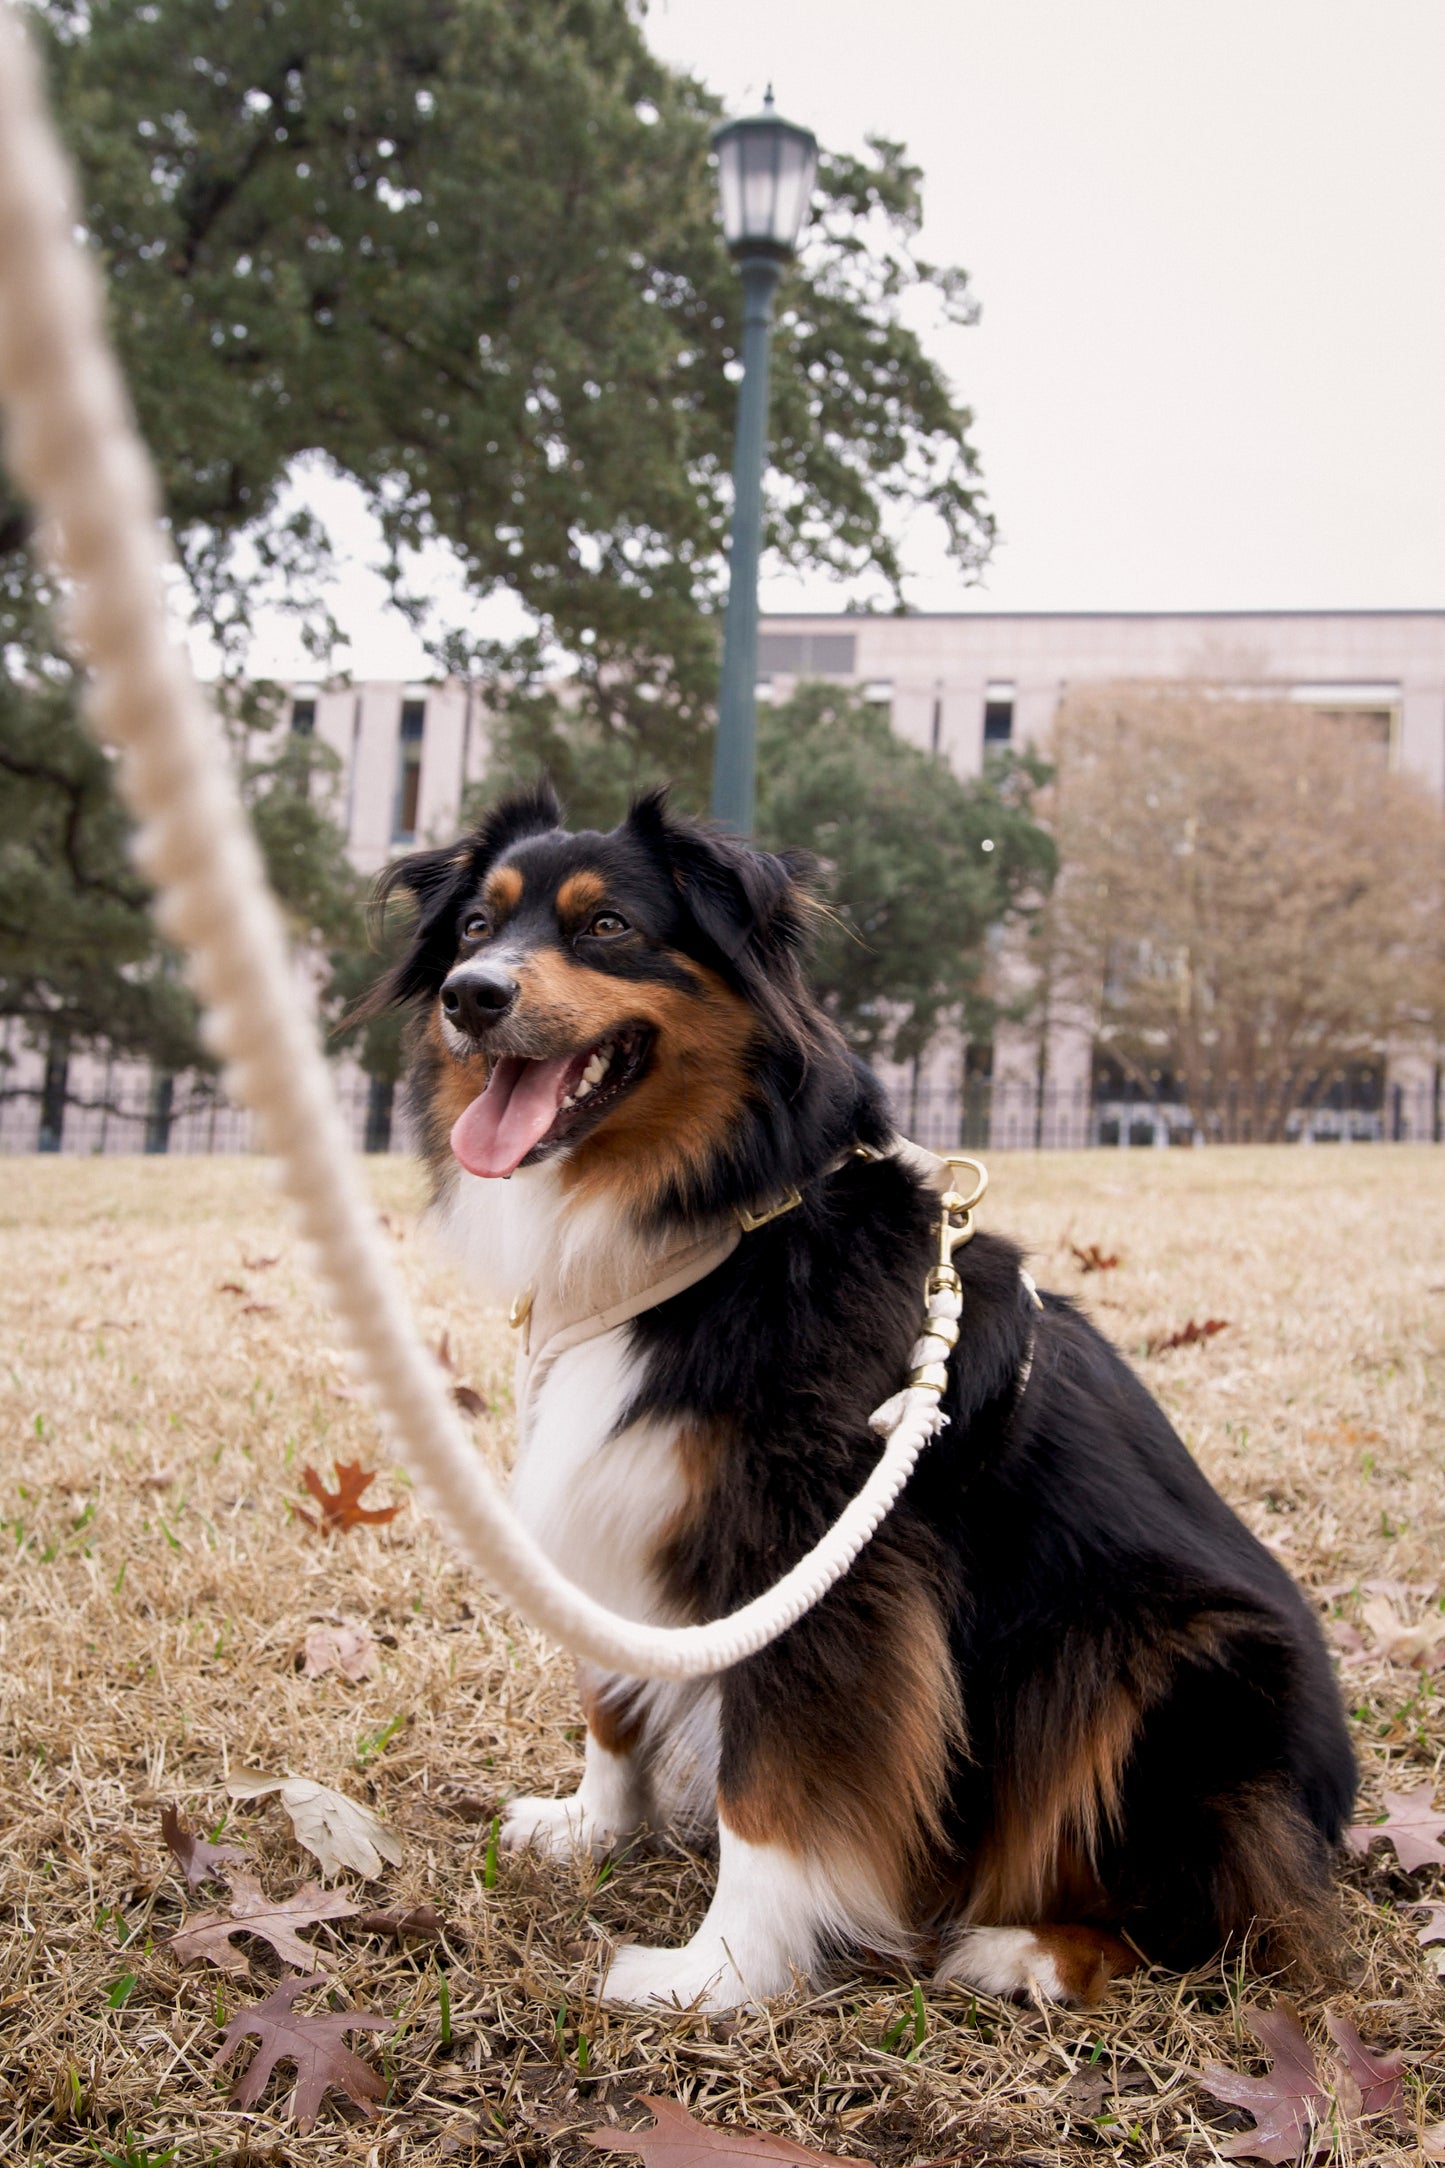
top-left (581, 1047), bottom-right (610, 1086)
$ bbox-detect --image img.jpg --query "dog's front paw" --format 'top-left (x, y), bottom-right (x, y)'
top-left (602, 1934), bottom-right (792, 2012)
top-left (499, 1793), bottom-right (615, 1860)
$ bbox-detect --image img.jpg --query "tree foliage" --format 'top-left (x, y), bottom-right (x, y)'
top-left (1, 0), bottom-right (994, 1079)
top-left (40, 0), bottom-right (990, 711)
top-left (754, 685), bottom-right (1055, 1062)
top-left (1044, 684), bottom-right (1445, 1140)
top-left (0, 585), bottom-right (201, 1069)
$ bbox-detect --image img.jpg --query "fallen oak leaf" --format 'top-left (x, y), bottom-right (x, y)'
top-left (1322, 2013), bottom-right (1408, 2127)
top-left (227, 1771), bottom-right (403, 1879)
top-left (1412, 1900), bottom-right (1445, 1945)
top-left (159, 1803), bottom-right (248, 1891)
top-left (1360, 1596), bottom-right (1445, 1670)
top-left (212, 1970), bottom-right (389, 2132)
top-left (1199, 2000), bottom-right (1329, 2164)
top-left (167, 1871), bottom-right (358, 1974)
top-left (295, 1460), bottom-right (402, 1535)
top-left (300, 1622), bottom-right (378, 1682)
top-left (1346, 1781), bottom-right (1445, 1872)
top-left (583, 2096), bottom-right (860, 2167)
top-left (353, 1902), bottom-right (445, 1941)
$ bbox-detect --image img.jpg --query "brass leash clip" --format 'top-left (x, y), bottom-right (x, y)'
top-left (926, 1152), bottom-right (988, 1298)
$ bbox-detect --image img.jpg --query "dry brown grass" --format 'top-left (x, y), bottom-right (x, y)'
top-left (2, 1145), bottom-right (1443, 2168)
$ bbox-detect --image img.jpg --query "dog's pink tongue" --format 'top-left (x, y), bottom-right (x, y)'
top-left (450, 1054), bottom-right (576, 1178)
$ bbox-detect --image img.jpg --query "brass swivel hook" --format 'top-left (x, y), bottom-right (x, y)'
top-left (926, 1152), bottom-right (988, 1298)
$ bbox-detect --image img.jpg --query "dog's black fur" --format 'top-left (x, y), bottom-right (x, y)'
top-left (376, 783), bottom-right (1356, 1994)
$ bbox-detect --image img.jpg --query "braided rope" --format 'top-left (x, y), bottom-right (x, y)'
top-left (0, 5), bottom-right (948, 1681)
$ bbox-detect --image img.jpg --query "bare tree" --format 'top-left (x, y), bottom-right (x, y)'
top-left (1043, 683), bottom-right (1444, 1141)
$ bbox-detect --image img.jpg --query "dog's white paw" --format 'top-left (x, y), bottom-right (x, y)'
top-left (499, 1793), bottom-right (615, 1860)
top-left (601, 1936), bottom-right (761, 2012)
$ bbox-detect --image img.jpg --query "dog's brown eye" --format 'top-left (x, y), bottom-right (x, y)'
top-left (462, 912), bottom-right (489, 941)
top-left (587, 911), bottom-right (629, 938)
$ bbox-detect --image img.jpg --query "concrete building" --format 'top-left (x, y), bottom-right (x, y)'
top-left (4, 610), bottom-right (1441, 1151)
top-left (752, 610), bottom-right (1445, 1147)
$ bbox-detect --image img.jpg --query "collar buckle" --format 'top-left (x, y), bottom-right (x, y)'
top-left (736, 1186), bottom-right (802, 1234)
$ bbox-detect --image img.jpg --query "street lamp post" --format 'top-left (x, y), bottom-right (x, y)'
top-left (709, 92), bottom-right (818, 834)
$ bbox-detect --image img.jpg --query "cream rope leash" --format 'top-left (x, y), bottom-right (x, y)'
top-left (0, 5), bottom-right (970, 1682)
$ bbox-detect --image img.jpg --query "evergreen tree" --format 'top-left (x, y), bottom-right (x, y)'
top-left (2, 0), bottom-right (996, 1094)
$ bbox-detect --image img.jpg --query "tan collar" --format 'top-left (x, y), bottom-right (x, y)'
top-left (507, 1139), bottom-right (957, 1437)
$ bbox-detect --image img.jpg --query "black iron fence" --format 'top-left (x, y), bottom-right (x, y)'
top-left (901, 1072), bottom-right (1442, 1152)
top-left (4, 1063), bottom-right (1440, 1156)
top-left (0, 1066), bottom-right (397, 1156)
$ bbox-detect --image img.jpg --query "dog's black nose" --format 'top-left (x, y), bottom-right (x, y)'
top-left (441, 968), bottom-right (518, 1036)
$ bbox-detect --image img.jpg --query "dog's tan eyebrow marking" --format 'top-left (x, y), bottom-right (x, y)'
top-left (483, 864), bottom-right (524, 918)
top-left (556, 870), bottom-right (609, 923)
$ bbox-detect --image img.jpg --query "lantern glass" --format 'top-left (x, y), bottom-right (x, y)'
top-left (712, 98), bottom-right (818, 257)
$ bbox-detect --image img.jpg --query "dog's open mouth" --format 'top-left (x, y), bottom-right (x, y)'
top-left (450, 1026), bottom-right (653, 1178)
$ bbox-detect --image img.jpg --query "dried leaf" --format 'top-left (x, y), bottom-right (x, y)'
top-left (216, 1281), bottom-right (247, 1296)
top-left (159, 1803), bottom-right (247, 1891)
top-left (1200, 2000), bottom-right (1329, 2163)
top-left (242, 1253), bottom-right (280, 1269)
top-left (583, 2096), bottom-right (859, 2167)
top-left (353, 1902), bottom-right (445, 1940)
top-left (212, 1970), bottom-right (389, 2132)
top-left (228, 1771), bottom-right (404, 1879)
top-left (1423, 2121), bottom-right (1445, 2158)
top-left (167, 1871), bottom-right (357, 1973)
top-left (1070, 1243), bottom-right (1120, 1272)
top-left (1346, 1781), bottom-right (1445, 1872)
top-left (1360, 1596), bottom-right (1445, 1670)
top-left (301, 1622), bottom-right (378, 1682)
top-left (295, 1460), bottom-right (402, 1535)
top-left (1321, 2014), bottom-right (1408, 2126)
top-left (452, 1384), bottom-right (487, 1418)
top-left (239, 1301), bottom-right (276, 1316)
top-left (1145, 1317), bottom-right (1230, 1356)
top-left (1412, 1901), bottom-right (1445, 1946)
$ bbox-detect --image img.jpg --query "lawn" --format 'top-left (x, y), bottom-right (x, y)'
top-left (1, 1146), bottom-right (1443, 2167)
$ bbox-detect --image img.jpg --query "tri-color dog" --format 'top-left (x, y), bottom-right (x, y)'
top-left (371, 782), bottom-right (1355, 2010)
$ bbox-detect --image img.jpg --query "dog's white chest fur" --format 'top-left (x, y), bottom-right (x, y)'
top-left (508, 1330), bottom-right (690, 1622)
top-left (436, 1164), bottom-right (691, 1622)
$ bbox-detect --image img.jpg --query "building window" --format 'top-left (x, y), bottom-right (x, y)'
top-left (983, 680), bottom-right (1015, 747)
top-left (289, 697), bottom-right (316, 736)
top-left (392, 699), bottom-right (426, 842)
top-left (756, 631), bottom-right (858, 678)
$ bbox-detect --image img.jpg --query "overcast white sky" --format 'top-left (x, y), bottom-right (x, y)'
top-left (249, 0), bottom-right (1445, 676)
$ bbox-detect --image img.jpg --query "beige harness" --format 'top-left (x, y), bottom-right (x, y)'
top-left (508, 1139), bottom-right (975, 1435)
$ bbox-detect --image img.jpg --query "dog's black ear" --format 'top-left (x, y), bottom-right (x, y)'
top-left (470, 778), bottom-right (563, 863)
top-left (624, 789), bottom-right (810, 968)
